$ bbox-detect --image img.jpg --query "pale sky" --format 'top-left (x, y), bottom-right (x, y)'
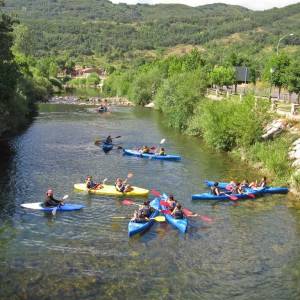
top-left (109, 0), bottom-right (300, 10)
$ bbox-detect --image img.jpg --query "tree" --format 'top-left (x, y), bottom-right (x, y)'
top-left (286, 59), bottom-right (300, 103)
top-left (12, 24), bottom-right (34, 56)
top-left (263, 53), bottom-right (290, 99)
top-left (210, 66), bottom-right (235, 90)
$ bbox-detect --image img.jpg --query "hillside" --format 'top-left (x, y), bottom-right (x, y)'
top-left (3, 0), bottom-right (300, 60)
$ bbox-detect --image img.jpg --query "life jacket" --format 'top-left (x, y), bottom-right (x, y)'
top-left (115, 182), bottom-right (125, 192)
top-left (87, 181), bottom-right (96, 189)
top-left (173, 208), bottom-right (184, 219)
top-left (141, 206), bottom-right (152, 217)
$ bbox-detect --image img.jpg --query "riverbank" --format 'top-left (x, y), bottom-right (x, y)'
top-left (49, 95), bottom-right (134, 106)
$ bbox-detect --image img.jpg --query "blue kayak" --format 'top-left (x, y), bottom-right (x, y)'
top-left (192, 191), bottom-right (258, 201)
top-left (151, 194), bottom-right (187, 233)
top-left (102, 142), bottom-right (113, 152)
top-left (204, 180), bottom-right (289, 194)
top-left (128, 198), bottom-right (160, 237)
top-left (123, 149), bottom-right (181, 161)
top-left (21, 202), bottom-right (85, 211)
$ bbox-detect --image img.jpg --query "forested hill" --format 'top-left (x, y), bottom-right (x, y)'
top-left (4, 0), bottom-right (300, 59)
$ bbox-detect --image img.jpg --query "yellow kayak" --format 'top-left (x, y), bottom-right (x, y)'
top-left (73, 183), bottom-right (149, 197)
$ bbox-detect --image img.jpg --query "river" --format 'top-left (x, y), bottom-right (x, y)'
top-left (0, 104), bottom-right (299, 300)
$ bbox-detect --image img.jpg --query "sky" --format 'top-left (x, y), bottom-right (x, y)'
top-left (109, 0), bottom-right (300, 11)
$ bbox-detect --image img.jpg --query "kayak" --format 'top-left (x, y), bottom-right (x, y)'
top-left (20, 202), bottom-right (85, 211)
top-left (74, 183), bottom-right (149, 197)
top-left (128, 198), bottom-right (160, 237)
top-left (123, 149), bottom-right (181, 161)
top-left (204, 180), bottom-right (289, 194)
top-left (102, 142), bottom-right (113, 152)
top-left (151, 193), bottom-right (187, 233)
top-left (192, 191), bottom-right (258, 201)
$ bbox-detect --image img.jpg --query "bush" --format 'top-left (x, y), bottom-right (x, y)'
top-left (155, 69), bottom-right (208, 130)
top-left (189, 95), bottom-right (271, 150)
top-left (246, 135), bottom-right (292, 184)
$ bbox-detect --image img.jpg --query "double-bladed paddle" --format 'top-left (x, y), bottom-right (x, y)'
top-left (52, 194), bottom-right (69, 216)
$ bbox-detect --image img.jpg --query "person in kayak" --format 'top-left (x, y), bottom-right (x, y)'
top-left (226, 180), bottom-right (237, 192)
top-left (171, 203), bottom-right (184, 219)
top-left (105, 135), bottom-right (113, 144)
top-left (166, 194), bottom-right (177, 211)
top-left (141, 146), bottom-right (150, 154)
top-left (241, 179), bottom-right (249, 189)
top-left (157, 147), bottom-right (166, 156)
top-left (140, 200), bottom-right (154, 218)
top-left (115, 178), bottom-right (132, 193)
top-left (86, 176), bottom-right (103, 190)
top-left (211, 182), bottom-right (223, 196)
top-left (258, 176), bottom-right (267, 188)
top-left (44, 189), bottom-right (64, 207)
top-left (131, 209), bottom-right (149, 223)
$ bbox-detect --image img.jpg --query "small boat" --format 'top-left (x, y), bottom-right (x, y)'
top-left (102, 142), bottom-right (113, 152)
top-left (74, 183), bottom-right (149, 197)
top-left (123, 149), bottom-right (181, 161)
top-left (192, 192), bottom-right (256, 201)
top-left (204, 180), bottom-right (289, 194)
top-left (128, 198), bottom-right (160, 237)
top-left (20, 202), bottom-right (85, 211)
top-left (151, 194), bottom-right (187, 233)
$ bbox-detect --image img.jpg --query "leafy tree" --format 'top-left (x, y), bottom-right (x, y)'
top-left (263, 53), bottom-right (290, 99)
top-left (286, 59), bottom-right (300, 102)
top-left (210, 66), bottom-right (235, 90)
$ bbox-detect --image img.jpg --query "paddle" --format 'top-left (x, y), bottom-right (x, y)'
top-left (224, 193), bottom-right (239, 201)
top-left (52, 194), bottom-right (69, 216)
top-left (112, 215), bottom-right (166, 222)
top-left (94, 136), bottom-right (122, 145)
top-left (150, 138), bottom-right (166, 154)
top-left (182, 208), bottom-right (213, 223)
top-left (122, 199), bottom-right (171, 214)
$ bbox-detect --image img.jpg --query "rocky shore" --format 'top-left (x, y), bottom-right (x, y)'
top-left (48, 96), bottom-right (134, 106)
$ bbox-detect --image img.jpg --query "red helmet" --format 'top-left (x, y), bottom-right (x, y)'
top-left (47, 189), bottom-right (53, 196)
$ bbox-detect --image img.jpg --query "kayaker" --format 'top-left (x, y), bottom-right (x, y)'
top-left (131, 209), bottom-right (149, 223)
top-left (236, 183), bottom-right (244, 194)
top-left (166, 194), bottom-right (177, 211)
top-left (44, 189), bottom-right (64, 207)
top-left (139, 200), bottom-right (154, 218)
top-left (171, 203), bottom-right (184, 219)
top-left (157, 147), bottom-right (166, 156)
top-left (226, 180), bottom-right (237, 192)
top-left (249, 179), bottom-right (257, 188)
top-left (258, 176), bottom-right (267, 188)
top-left (86, 176), bottom-right (103, 190)
top-left (115, 178), bottom-right (132, 193)
top-left (241, 179), bottom-right (249, 189)
top-left (211, 182), bottom-right (223, 196)
top-left (141, 146), bottom-right (150, 154)
top-left (105, 135), bottom-right (113, 144)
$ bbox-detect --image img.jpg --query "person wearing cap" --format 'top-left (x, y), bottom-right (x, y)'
top-left (44, 189), bottom-right (64, 207)
top-left (105, 135), bottom-right (113, 144)
top-left (86, 176), bottom-right (103, 190)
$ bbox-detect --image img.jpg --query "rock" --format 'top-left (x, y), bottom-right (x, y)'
top-left (294, 149), bottom-right (300, 159)
top-left (145, 102), bottom-right (155, 108)
top-left (289, 151), bottom-right (296, 160)
top-left (293, 138), bottom-right (300, 146)
top-left (262, 119), bottom-right (286, 139)
top-left (292, 159), bottom-right (300, 168)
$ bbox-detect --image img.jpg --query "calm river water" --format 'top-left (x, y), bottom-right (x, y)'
top-left (0, 104), bottom-right (299, 300)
